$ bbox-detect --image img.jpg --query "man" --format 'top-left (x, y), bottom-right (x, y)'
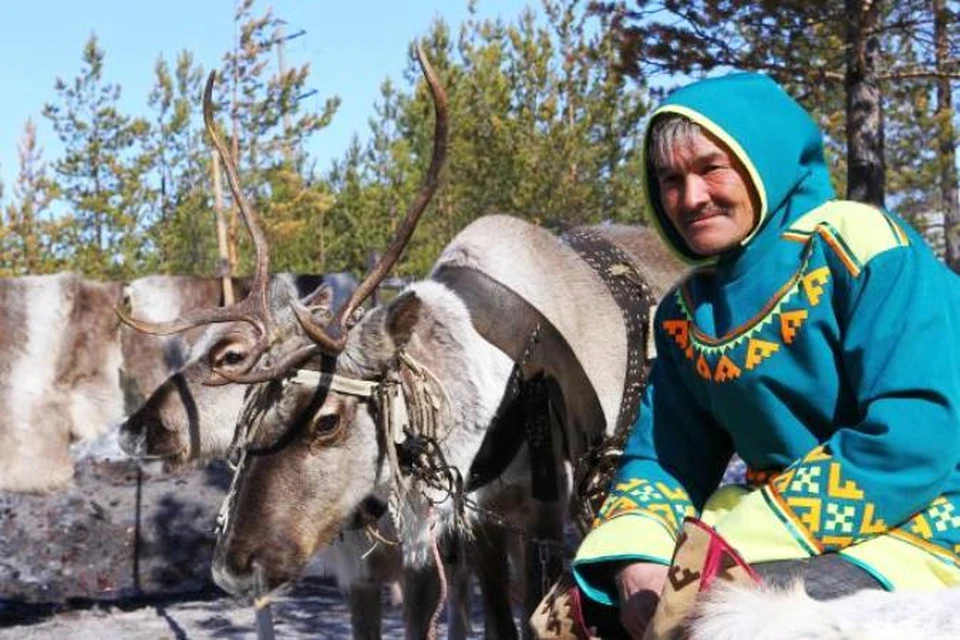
top-left (572, 72), bottom-right (960, 637)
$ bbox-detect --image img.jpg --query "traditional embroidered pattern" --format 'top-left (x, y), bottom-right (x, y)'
top-left (889, 497), bottom-right (960, 570)
top-left (594, 477), bottom-right (697, 534)
top-left (758, 445), bottom-right (960, 567)
top-left (759, 445), bottom-right (880, 552)
top-left (782, 203), bottom-right (909, 278)
top-left (665, 255), bottom-right (830, 383)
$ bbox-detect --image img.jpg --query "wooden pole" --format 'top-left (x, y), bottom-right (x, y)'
top-left (212, 150), bottom-right (236, 305)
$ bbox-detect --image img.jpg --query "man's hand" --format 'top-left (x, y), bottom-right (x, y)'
top-left (615, 561), bottom-right (669, 639)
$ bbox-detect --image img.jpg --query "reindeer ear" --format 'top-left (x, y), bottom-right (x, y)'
top-left (301, 283), bottom-right (334, 311)
top-left (385, 291), bottom-right (421, 347)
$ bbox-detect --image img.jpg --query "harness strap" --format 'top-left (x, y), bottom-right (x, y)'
top-left (562, 227), bottom-right (658, 436)
top-left (290, 369), bottom-right (380, 398)
top-left (562, 228), bottom-right (660, 533)
top-left (432, 265), bottom-right (606, 494)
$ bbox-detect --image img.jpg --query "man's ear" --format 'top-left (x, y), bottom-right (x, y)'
top-left (385, 291), bottom-right (421, 348)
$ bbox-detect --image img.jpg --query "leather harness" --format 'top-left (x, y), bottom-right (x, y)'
top-left (432, 229), bottom-right (658, 509)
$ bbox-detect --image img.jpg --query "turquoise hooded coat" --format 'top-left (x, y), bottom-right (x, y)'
top-left (573, 73), bottom-right (960, 605)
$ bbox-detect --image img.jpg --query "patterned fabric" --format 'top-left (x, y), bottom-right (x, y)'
top-left (663, 243), bottom-right (822, 384)
top-left (573, 72), bottom-right (960, 609)
top-left (594, 477), bottom-right (697, 534)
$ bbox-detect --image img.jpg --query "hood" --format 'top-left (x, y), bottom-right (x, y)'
top-left (643, 73), bottom-right (836, 265)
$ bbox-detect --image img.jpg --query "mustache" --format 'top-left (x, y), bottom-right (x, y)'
top-left (684, 205), bottom-right (729, 223)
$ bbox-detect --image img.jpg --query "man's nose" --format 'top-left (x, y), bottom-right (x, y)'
top-left (681, 174), bottom-right (710, 212)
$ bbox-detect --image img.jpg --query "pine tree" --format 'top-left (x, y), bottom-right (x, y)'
top-left (322, 1), bottom-right (653, 278)
top-left (1, 120), bottom-right (62, 275)
top-left (42, 34), bottom-right (153, 279)
top-left (143, 50), bottom-right (217, 274)
top-left (597, 0), bottom-right (960, 210)
top-left (215, 0), bottom-right (340, 276)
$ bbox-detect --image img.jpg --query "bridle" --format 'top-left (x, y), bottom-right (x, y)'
top-left (214, 348), bottom-right (452, 539)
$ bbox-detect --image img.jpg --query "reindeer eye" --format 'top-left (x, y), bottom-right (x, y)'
top-left (313, 413), bottom-right (340, 443)
top-left (314, 413), bottom-right (340, 436)
top-left (221, 350), bottom-right (245, 366)
top-left (209, 338), bottom-right (250, 372)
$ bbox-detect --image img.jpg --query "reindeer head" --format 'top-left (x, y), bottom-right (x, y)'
top-left (210, 278), bottom-right (514, 598)
top-left (119, 46), bottom-right (449, 599)
top-left (118, 280), bottom-right (335, 466)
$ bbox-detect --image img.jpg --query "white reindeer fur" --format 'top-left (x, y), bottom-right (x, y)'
top-left (2, 274), bottom-right (76, 491)
top-left (433, 215), bottom-right (628, 432)
top-left (356, 279), bottom-right (516, 567)
top-left (1, 274), bottom-right (126, 490)
top-left (689, 581), bottom-right (960, 640)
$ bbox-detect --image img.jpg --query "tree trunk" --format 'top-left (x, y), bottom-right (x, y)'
top-left (844, 0), bottom-right (886, 207)
top-left (935, 0), bottom-right (960, 271)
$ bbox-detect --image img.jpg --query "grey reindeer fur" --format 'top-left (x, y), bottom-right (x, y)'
top-left (212, 214), bottom-right (687, 639)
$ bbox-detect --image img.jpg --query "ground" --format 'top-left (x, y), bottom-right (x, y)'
top-left (0, 456), bottom-right (511, 638)
top-left (0, 577), bottom-right (492, 639)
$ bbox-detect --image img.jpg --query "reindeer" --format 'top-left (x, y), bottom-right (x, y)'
top-left (119, 47), bottom-right (516, 640)
top-left (117, 273), bottom-right (349, 468)
top-left (118, 273), bottom-right (422, 640)
top-left (120, 46), bottom-right (685, 637)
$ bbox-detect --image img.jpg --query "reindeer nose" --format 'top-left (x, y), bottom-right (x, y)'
top-left (212, 545), bottom-right (257, 598)
top-left (213, 533), bottom-right (302, 599)
top-left (118, 418), bottom-right (147, 456)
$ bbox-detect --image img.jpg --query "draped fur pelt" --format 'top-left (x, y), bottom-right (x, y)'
top-left (687, 581), bottom-right (960, 640)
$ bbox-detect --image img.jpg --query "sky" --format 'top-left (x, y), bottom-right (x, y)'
top-left (0, 0), bottom-right (528, 194)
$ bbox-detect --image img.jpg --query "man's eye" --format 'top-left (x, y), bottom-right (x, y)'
top-left (659, 175), bottom-right (680, 188)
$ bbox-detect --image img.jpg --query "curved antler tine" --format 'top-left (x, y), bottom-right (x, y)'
top-left (295, 44), bottom-right (449, 353)
top-left (119, 72), bottom-right (274, 345)
top-left (115, 304), bottom-right (266, 337)
top-left (202, 72), bottom-right (272, 323)
top-left (291, 299), bottom-right (348, 353)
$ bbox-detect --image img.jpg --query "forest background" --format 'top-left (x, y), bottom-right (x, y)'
top-left (2, 0), bottom-right (960, 282)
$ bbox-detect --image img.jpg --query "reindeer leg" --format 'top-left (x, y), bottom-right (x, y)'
top-left (348, 583), bottom-right (383, 640)
top-left (445, 535), bottom-right (473, 640)
top-left (471, 521), bottom-right (519, 640)
top-left (403, 563), bottom-right (443, 640)
top-left (523, 500), bottom-right (565, 640)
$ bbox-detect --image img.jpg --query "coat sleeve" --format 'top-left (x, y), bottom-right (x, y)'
top-left (716, 243), bottom-right (960, 561)
top-left (573, 303), bottom-right (733, 606)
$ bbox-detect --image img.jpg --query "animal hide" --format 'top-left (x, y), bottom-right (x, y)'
top-left (688, 581), bottom-right (960, 640)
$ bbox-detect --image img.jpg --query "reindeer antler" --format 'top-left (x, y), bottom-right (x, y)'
top-left (292, 45), bottom-right (449, 354)
top-left (116, 71), bottom-right (274, 372)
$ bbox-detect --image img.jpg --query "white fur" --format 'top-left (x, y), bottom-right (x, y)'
top-left (125, 274), bottom-right (206, 321)
top-left (67, 288), bottom-right (125, 444)
top-left (2, 274), bottom-right (76, 490)
top-left (383, 280), bottom-right (516, 567)
top-left (434, 214), bottom-right (627, 433)
top-left (689, 582), bottom-right (960, 640)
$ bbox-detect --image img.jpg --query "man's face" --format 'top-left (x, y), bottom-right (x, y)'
top-left (655, 131), bottom-right (759, 257)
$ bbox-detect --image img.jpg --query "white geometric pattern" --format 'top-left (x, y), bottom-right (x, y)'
top-left (633, 484), bottom-right (664, 503)
top-left (789, 466), bottom-right (822, 494)
top-left (825, 503), bottom-right (856, 533)
top-left (929, 501), bottom-right (960, 533)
